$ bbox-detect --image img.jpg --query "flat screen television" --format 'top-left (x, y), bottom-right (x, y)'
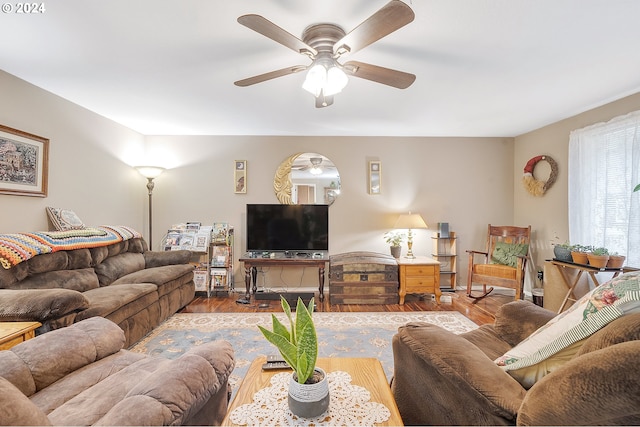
top-left (246, 204), bottom-right (329, 252)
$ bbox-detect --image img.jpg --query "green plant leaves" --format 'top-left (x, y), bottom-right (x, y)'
top-left (257, 296), bottom-right (318, 384)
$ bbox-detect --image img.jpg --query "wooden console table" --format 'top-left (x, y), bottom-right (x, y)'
top-left (549, 259), bottom-right (636, 313)
top-left (240, 253), bottom-right (328, 301)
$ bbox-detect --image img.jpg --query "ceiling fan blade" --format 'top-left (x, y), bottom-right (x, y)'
top-left (333, 0), bottom-right (415, 58)
top-left (238, 14), bottom-right (318, 57)
top-left (343, 61), bottom-right (415, 89)
top-left (234, 65), bottom-right (307, 87)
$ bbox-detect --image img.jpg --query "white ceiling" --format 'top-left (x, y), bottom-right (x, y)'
top-left (2, 0), bottom-right (640, 137)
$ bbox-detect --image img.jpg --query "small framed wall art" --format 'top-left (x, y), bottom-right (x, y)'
top-left (0, 124), bottom-right (49, 197)
top-left (368, 160), bottom-right (381, 194)
top-left (234, 160), bottom-right (247, 194)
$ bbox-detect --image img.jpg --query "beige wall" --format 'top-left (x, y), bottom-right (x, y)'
top-left (145, 135), bottom-right (514, 288)
top-left (0, 70), bottom-right (146, 232)
top-left (514, 92), bottom-right (640, 281)
top-left (3, 68), bottom-right (640, 293)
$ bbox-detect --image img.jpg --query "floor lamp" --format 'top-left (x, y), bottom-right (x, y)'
top-left (135, 166), bottom-right (165, 249)
top-left (394, 212), bottom-right (428, 259)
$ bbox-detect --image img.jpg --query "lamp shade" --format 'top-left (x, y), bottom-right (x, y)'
top-left (394, 212), bottom-right (428, 229)
top-left (135, 166), bottom-right (165, 179)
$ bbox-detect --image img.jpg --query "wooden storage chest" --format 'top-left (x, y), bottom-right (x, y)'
top-left (329, 251), bottom-right (399, 304)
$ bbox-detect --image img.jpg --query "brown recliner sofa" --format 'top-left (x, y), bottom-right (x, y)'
top-left (391, 300), bottom-right (640, 425)
top-left (0, 316), bottom-right (235, 426)
top-left (0, 232), bottom-right (194, 347)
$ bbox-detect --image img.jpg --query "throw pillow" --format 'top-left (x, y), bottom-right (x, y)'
top-left (495, 271), bottom-right (640, 379)
top-left (491, 242), bottom-right (529, 268)
top-left (46, 207), bottom-right (85, 231)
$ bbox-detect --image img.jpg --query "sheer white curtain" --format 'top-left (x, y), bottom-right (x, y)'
top-left (568, 110), bottom-right (640, 266)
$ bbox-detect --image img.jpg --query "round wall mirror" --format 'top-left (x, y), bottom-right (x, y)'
top-left (274, 152), bottom-right (340, 205)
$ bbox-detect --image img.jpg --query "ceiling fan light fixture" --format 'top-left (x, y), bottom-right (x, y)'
top-left (302, 55), bottom-right (348, 98)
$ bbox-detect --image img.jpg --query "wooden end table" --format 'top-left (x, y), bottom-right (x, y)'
top-left (397, 256), bottom-right (441, 305)
top-left (0, 321), bottom-right (41, 350)
top-left (222, 356), bottom-right (403, 426)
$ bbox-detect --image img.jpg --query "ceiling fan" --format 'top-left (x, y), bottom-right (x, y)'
top-left (234, 0), bottom-right (416, 108)
top-left (292, 157), bottom-right (324, 174)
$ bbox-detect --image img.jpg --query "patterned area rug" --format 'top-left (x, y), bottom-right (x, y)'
top-left (130, 312), bottom-right (477, 399)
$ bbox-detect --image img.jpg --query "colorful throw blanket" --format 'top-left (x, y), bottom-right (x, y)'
top-left (0, 225), bottom-right (142, 269)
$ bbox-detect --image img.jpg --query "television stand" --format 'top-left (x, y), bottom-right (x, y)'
top-left (239, 253), bottom-right (328, 301)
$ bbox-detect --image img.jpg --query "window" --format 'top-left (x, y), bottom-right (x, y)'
top-left (568, 110), bottom-right (640, 266)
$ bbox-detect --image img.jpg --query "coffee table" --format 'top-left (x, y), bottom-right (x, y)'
top-left (222, 356), bottom-right (403, 426)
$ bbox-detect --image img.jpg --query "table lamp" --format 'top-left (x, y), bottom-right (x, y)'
top-left (394, 212), bottom-right (428, 259)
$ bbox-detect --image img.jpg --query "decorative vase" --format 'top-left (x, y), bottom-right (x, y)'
top-left (587, 254), bottom-right (609, 268)
top-left (607, 255), bottom-right (626, 269)
top-left (553, 246), bottom-right (572, 262)
top-left (390, 246), bottom-right (401, 259)
top-left (571, 251), bottom-right (589, 265)
top-left (288, 367), bottom-right (330, 418)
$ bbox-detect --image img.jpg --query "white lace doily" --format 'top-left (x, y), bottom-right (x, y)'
top-left (229, 371), bottom-right (391, 426)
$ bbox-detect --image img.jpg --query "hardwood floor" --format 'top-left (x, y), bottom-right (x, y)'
top-left (180, 290), bottom-right (514, 326)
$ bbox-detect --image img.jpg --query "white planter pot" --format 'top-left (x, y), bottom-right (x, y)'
top-left (288, 367), bottom-right (330, 418)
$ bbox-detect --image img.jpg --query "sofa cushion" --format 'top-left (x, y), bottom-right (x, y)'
top-left (94, 252), bottom-right (145, 286)
top-left (143, 249), bottom-right (192, 268)
top-left (0, 377), bottom-right (51, 426)
top-left (517, 341), bottom-right (640, 426)
top-left (576, 312), bottom-right (640, 356)
top-left (0, 288), bottom-right (89, 321)
top-left (77, 283), bottom-right (158, 321)
top-left (10, 268), bottom-right (99, 292)
top-left (112, 264), bottom-right (194, 297)
top-left (495, 271), bottom-right (640, 374)
top-left (47, 341), bottom-right (234, 426)
top-left (9, 317), bottom-right (124, 392)
top-left (30, 350), bottom-right (146, 416)
top-left (0, 350), bottom-right (37, 396)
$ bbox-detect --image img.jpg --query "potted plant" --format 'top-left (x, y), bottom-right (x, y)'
top-left (258, 296), bottom-right (330, 418)
top-left (384, 231), bottom-right (404, 259)
top-left (551, 236), bottom-right (572, 262)
top-left (587, 246), bottom-right (609, 268)
top-left (607, 251), bottom-right (626, 268)
top-left (570, 244), bottom-right (591, 265)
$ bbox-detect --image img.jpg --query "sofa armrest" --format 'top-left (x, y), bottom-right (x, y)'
top-left (518, 341), bottom-right (640, 425)
top-left (95, 340), bottom-right (235, 426)
top-left (391, 322), bottom-right (526, 426)
top-left (493, 300), bottom-right (556, 347)
top-left (143, 250), bottom-right (192, 268)
top-left (0, 289), bottom-right (89, 322)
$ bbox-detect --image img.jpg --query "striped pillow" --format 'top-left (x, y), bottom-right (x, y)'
top-left (495, 271), bottom-right (640, 373)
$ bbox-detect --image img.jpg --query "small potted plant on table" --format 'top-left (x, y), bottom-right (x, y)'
top-left (570, 244), bottom-right (591, 265)
top-left (384, 231), bottom-right (404, 259)
top-left (587, 247), bottom-right (609, 268)
top-left (258, 296), bottom-right (329, 418)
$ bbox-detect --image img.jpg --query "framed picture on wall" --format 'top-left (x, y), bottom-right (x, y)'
top-left (234, 160), bottom-right (247, 194)
top-left (368, 160), bottom-right (381, 195)
top-left (0, 124), bottom-right (49, 197)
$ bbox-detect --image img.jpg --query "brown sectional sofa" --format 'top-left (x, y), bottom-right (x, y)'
top-left (0, 236), bottom-right (195, 347)
top-left (0, 316), bottom-right (235, 426)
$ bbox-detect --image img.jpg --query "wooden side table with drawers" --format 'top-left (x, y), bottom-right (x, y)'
top-left (397, 256), bottom-right (441, 305)
top-left (0, 321), bottom-right (41, 350)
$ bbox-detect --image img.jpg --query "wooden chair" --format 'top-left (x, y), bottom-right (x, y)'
top-left (466, 224), bottom-right (531, 301)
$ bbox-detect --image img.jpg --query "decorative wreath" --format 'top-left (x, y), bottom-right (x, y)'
top-left (522, 155), bottom-right (558, 196)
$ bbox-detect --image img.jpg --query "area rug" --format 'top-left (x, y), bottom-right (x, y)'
top-left (130, 312), bottom-right (477, 399)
